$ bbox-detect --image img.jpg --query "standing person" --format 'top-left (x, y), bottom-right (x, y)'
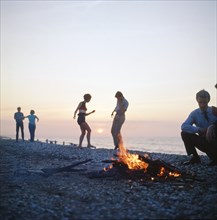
top-left (181, 89), bottom-right (217, 166)
top-left (73, 93), bottom-right (96, 148)
top-left (111, 91), bottom-right (129, 150)
top-left (25, 110), bottom-right (39, 142)
top-left (14, 107), bottom-right (25, 142)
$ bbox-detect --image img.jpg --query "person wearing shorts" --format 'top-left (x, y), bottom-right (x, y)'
top-left (74, 94), bottom-right (96, 148)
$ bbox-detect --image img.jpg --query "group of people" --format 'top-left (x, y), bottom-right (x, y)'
top-left (15, 88), bottom-right (217, 166)
top-left (14, 108), bottom-right (39, 142)
top-left (73, 89), bottom-right (217, 166)
top-left (73, 91), bottom-right (129, 149)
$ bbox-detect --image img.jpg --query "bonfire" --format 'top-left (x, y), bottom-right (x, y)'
top-left (88, 136), bottom-right (183, 182)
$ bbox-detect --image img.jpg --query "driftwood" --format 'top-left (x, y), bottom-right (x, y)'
top-left (41, 159), bottom-right (92, 174)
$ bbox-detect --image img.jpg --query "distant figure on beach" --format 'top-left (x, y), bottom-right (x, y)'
top-left (73, 94), bottom-right (96, 148)
top-left (14, 107), bottom-right (25, 142)
top-left (111, 91), bottom-right (129, 150)
top-left (181, 89), bottom-right (217, 166)
top-left (25, 110), bottom-right (39, 142)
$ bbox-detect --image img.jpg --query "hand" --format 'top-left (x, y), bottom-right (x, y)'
top-left (198, 128), bottom-right (207, 135)
top-left (206, 125), bottom-right (216, 143)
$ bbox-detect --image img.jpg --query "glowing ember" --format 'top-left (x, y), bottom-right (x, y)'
top-left (107, 135), bottom-right (181, 178)
top-left (157, 166), bottom-right (181, 177)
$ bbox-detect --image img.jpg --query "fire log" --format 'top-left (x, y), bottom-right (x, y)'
top-left (138, 155), bottom-right (181, 175)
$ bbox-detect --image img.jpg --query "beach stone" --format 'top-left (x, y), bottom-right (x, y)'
top-left (1, 137), bottom-right (217, 219)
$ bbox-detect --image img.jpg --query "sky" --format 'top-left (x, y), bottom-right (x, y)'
top-left (0, 0), bottom-right (217, 140)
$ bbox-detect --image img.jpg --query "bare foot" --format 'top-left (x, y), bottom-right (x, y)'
top-left (87, 145), bottom-right (96, 149)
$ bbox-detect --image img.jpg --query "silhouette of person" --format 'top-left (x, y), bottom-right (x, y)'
top-left (181, 89), bottom-right (217, 166)
top-left (111, 91), bottom-right (129, 150)
top-left (14, 107), bottom-right (24, 142)
top-left (25, 110), bottom-right (39, 142)
top-left (73, 94), bottom-right (96, 148)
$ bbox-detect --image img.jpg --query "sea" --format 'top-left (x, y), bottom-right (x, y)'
top-left (3, 134), bottom-right (202, 156)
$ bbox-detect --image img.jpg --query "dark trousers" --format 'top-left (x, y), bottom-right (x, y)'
top-left (16, 122), bottom-right (24, 141)
top-left (29, 124), bottom-right (36, 142)
top-left (181, 132), bottom-right (217, 161)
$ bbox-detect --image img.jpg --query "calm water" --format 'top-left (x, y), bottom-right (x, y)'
top-left (4, 134), bottom-right (207, 156)
top-left (31, 135), bottom-right (187, 155)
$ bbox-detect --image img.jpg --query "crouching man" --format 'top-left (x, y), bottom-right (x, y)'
top-left (181, 89), bottom-right (217, 166)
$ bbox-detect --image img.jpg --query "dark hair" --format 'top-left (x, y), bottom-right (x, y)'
top-left (84, 94), bottom-right (91, 101)
top-left (196, 89), bottom-right (210, 102)
top-left (30, 110), bottom-right (35, 115)
top-left (115, 91), bottom-right (123, 98)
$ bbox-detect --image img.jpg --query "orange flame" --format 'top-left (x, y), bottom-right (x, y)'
top-left (106, 135), bottom-right (181, 177)
top-left (157, 167), bottom-right (181, 177)
top-left (116, 134), bottom-right (149, 171)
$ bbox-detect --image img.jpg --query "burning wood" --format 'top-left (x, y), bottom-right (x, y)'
top-left (88, 136), bottom-right (185, 182)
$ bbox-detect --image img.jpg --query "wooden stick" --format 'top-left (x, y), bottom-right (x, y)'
top-left (41, 159), bottom-right (92, 174)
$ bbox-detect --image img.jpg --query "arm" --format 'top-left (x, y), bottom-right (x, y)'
top-left (111, 109), bottom-right (116, 117)
top-left (120, 99), bottom-right (129, 114)
top-left (111, 99), bottom-right (124, 117)
top-left (206, 121), bottom-right (217, 142)
top-left (86, 110), bottom-right (95, 116)
top-left (21, 113), bottom-right (25, 120)
top-left (117, 98), bottom-right (129, 115)
top-left (181, 109), bottom-right (211, 136)
top-left (73, 102), bottom-right (82, 119)
top-left (181, 112), bottom-right (201, 134)
top-left (14, 113), bottom-right (25, 121)
top-left (36, 116), bottom-right (39, 122)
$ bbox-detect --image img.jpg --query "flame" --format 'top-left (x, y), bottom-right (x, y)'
top-left (106, 134), bottom-right (181, 178)
top-left (157, 167), bottom-right (181, 177)
top-left (116, 135), bottom-right (149, 171)
top-left (104, 164), bottom-right (113, 171)
top-left (157, 167), bottom-right (166, 176)
top-left (169, 171), bottom-right (181, 177)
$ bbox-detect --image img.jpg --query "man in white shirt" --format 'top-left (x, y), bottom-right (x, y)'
top-left (181, 90), bottom-right (217, 166)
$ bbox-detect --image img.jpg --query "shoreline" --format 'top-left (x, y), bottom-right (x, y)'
top-left (0, 135), bottom-right (188, 155)
top-left (1, 137), bottom-right (217, 219)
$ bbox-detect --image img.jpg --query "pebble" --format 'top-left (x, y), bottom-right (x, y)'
top-left (0, 137), bottom-right (217, 219)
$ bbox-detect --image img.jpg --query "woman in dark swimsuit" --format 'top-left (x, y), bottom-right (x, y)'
top-left (73, 94), bottom-right (96, 148)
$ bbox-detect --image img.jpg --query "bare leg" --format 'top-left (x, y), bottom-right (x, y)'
top-left (78, 127), bottom-right (86, 147)
top-left (111, 115), bottom-right (125, 149)
top-left (86, 125), bottom-right (91, 146)
top-left (80, 122), bottom-right (95, 148)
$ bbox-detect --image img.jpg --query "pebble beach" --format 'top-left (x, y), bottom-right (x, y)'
top-left (1, 136), bottom-right (217, 220)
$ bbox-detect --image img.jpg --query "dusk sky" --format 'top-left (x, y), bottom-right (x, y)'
top-left (1, 0), bottom-right (216, 140)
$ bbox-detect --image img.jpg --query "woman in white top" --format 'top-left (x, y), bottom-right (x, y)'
top-left (111, 91), bottom-right (129, 150)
